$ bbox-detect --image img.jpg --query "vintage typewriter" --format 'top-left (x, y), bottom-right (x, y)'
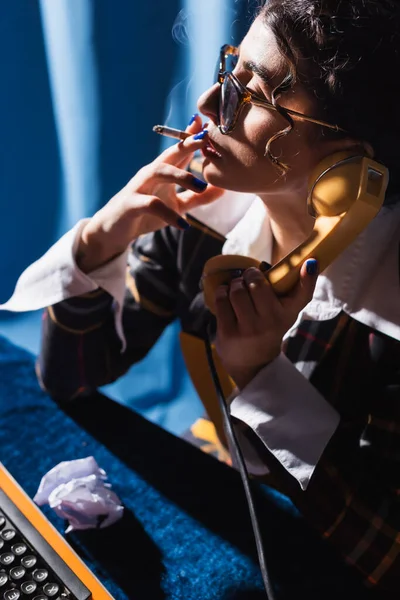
top-left (0, 463), bottom-right (114, 600)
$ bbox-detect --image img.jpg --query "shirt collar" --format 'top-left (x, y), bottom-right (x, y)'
top-left (304, 202), bottom-right (400, 340)
top-left (192, 193), bottom-right (400, 341)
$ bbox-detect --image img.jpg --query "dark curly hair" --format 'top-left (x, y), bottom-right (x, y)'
top-left (259, 0), bottom-right (400, 201)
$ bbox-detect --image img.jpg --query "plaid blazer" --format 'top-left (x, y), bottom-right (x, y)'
top-left (36, 218), bottom-right (400, 597)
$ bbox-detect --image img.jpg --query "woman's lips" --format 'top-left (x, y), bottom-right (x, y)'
top-left (202, 136), bottom-right (222, 159)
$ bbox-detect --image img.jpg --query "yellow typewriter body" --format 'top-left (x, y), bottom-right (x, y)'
top-left (0, 463), bottom-right (115, 599)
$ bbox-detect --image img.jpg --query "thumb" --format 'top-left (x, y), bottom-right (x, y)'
top-left (297, 258), bottom-right (319, 306)
top-left (280, 258), bottom-right (319, 315)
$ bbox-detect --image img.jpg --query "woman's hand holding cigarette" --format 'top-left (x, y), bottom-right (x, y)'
top-left (76, 116), bottom-right (223, 273)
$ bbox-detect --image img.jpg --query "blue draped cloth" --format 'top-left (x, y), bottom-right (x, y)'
top-left (0, 0), bottom-right (249, 436)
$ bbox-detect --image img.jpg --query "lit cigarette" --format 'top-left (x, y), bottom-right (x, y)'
top-left (152, 125), bottom-right (190, 141)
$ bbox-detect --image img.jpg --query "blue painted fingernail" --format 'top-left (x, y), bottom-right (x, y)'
top-left (188, 113), bottom-right (198, 125)
top-left (194, 130), bottom-right (207, 140)
top-left (306, 259), bottom-right (318, 275)
top-left (260, 261), bottom-right (271, 271)
top-left (177, 217), bottom-right (190, 230)
top-left (231, 269), bottom-right (244, 279)
top-left (192, 177), bottom-right (208, 191)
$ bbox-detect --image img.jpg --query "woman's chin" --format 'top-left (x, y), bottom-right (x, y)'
top-left (202, 161), bottom-right (256, 194)
top-left (202, 161), bottom-right (238, 189)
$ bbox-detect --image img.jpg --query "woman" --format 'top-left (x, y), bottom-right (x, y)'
top-left (3, 0), bottom-right (400, 595)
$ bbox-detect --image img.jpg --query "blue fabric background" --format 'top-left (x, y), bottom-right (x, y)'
top-left (0, 0), bottom-right (251, 434)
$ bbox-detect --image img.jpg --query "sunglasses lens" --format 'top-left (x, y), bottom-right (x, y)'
top-left (214, 58), bottom-right (221, 83)
top-left (219, 74), bottom-right (240, 133)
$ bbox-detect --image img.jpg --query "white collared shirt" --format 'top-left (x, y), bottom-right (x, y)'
top-left (2, 193), bottom-right (400, 489)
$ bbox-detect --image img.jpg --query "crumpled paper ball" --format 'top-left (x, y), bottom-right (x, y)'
top-left (34, 456), bottom-right (124, 533)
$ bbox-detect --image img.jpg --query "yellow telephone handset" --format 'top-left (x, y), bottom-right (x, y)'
top-left (181, 151), bottom-right (388, 447)
top-left (202, 151), bottom-right (389, 313)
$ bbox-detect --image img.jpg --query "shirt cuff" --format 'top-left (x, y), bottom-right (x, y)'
top-left (0, 220), bottom-right (130, 350)
top-left (229, 353), bottom-right (340, 490)
top-left (0, 220), bottom-right (95, 311)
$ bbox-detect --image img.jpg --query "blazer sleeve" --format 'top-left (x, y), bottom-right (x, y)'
top-left (37, 226), bottom-right (181, 401)
top-left (230, 341), bottom-right (400, 596)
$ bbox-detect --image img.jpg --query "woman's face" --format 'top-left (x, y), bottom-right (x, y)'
top-left (197, 16), bottom-right (337, 197)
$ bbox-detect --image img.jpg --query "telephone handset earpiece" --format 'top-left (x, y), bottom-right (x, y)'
top-left (202, 150), bottom-right (389, 314)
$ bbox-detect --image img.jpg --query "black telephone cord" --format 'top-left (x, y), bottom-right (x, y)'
top-left (205, 323), bottom-right (277, 600)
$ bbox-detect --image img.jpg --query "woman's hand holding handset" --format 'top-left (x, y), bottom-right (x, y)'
top-left (77, 116), bottom-right (223, 273)
top-left (214, 260), bottom-right (319, 390)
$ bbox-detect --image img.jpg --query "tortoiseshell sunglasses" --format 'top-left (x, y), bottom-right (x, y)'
top-left (217, 44), bottom-right (345, 135)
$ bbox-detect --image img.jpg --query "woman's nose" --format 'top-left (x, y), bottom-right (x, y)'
top-left (197, 82), bottom-right (219, 125)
